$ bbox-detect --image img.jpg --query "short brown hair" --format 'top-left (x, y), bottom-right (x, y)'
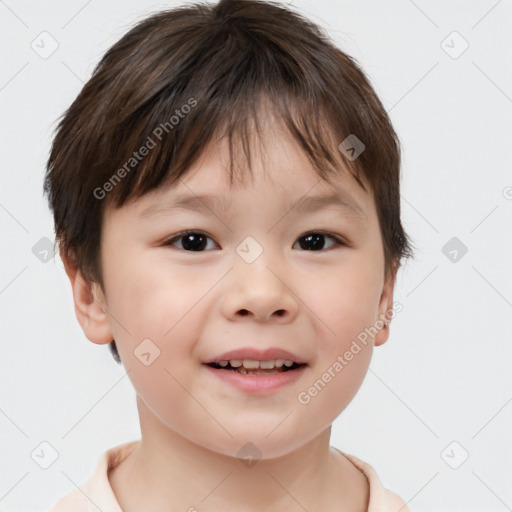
top-left (44, 0), bottom-right (415, 364)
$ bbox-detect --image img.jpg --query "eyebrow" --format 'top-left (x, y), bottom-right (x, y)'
top-left (140, 191), bottom-right (367, 222)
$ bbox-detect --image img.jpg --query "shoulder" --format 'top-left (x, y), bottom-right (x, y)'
top-left (44, 440), bottom-right (139, 512)
top-left (45, 489), bottom-right (89, 512)
top-left (337, 450), bottom-right (412, 512)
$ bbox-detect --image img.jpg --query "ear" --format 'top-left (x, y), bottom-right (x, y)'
top-left (373, 262), bottom-right (398, 347)
top-left (60, 247), bottom-right (114, 345)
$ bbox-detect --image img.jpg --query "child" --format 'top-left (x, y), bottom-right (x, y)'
top-left (44, 0), bottom-right (415, 510)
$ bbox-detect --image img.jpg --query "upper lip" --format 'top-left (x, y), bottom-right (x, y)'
top-left (204, 348), bottom-right (307, 365)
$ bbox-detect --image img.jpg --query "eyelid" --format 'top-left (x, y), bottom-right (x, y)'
top-left (163, 229), bottom-right (220, 248)
top-left (304, 230), bottom-right (348, 245)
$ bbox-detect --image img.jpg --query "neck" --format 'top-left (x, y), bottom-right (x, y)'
top-left (109, 400), bottom-right (368, 512)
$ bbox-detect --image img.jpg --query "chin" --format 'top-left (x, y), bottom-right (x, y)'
top-left (202, 429), bottom-right (312, 461)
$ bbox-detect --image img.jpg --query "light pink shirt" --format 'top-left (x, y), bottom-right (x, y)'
top-left (47, 441), bottom-right (411, 512)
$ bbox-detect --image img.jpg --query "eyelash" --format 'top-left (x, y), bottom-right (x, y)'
top-left (162, 230), bottom-right (347, 252)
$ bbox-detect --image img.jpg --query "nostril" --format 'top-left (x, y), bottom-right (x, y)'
top-left (237, 309), bottom-right (286, 318)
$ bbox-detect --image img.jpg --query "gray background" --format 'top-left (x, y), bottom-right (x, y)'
top-left (0, 0), bottom-right (511, 511)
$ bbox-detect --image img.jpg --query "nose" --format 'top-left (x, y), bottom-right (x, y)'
top-left (221, 258), bottom-right (299, 323)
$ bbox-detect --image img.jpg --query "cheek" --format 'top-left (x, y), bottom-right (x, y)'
top-left (127, 358), bottom-right (224, 447)
top-left (296, 342), bottom-right (373, 426)
top-left (109, 257), bottom-right (229, 376)
top-left (107, 255), bottom-right (212, 342)
top-left (296, 261), bottom-right (382, 344)
top-left (110, 265), bottom-right (211, 437)
top-left (293, 263), bottom-right (379, 415)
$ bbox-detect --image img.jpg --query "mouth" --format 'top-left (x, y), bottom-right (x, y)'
top-left (205, 359), bottom-right (307, 375)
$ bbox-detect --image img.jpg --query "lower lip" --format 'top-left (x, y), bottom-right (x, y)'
top-left (204, 364), bottom-right (307, 394)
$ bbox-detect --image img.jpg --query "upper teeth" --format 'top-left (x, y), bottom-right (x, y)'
top-left (218, 359), bottom-right (295, 369)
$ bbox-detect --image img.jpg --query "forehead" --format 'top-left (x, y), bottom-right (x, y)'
top-left (110, 112), bottom-right (374, 227)
top-left (136, 128), bottom-right (372, 227)
top-left (140, 184), bottom-right (368, 225)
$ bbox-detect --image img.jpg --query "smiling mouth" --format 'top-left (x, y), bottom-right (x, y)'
top-left (206, 361), bottom-right (306, 375)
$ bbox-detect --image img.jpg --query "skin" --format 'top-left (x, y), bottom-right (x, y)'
top-left (62, 118), bottom-right (397, 512)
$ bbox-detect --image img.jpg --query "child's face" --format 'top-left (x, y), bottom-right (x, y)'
top-left (83, 122), bottom-right (395, 458)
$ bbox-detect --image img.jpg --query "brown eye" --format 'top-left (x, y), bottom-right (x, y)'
top-left (163, 230), bottom-right (345, 252)
top-left (164, 231), bottom-right (218, 251)
top-left (294, 232), bottom-right (344, 251)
